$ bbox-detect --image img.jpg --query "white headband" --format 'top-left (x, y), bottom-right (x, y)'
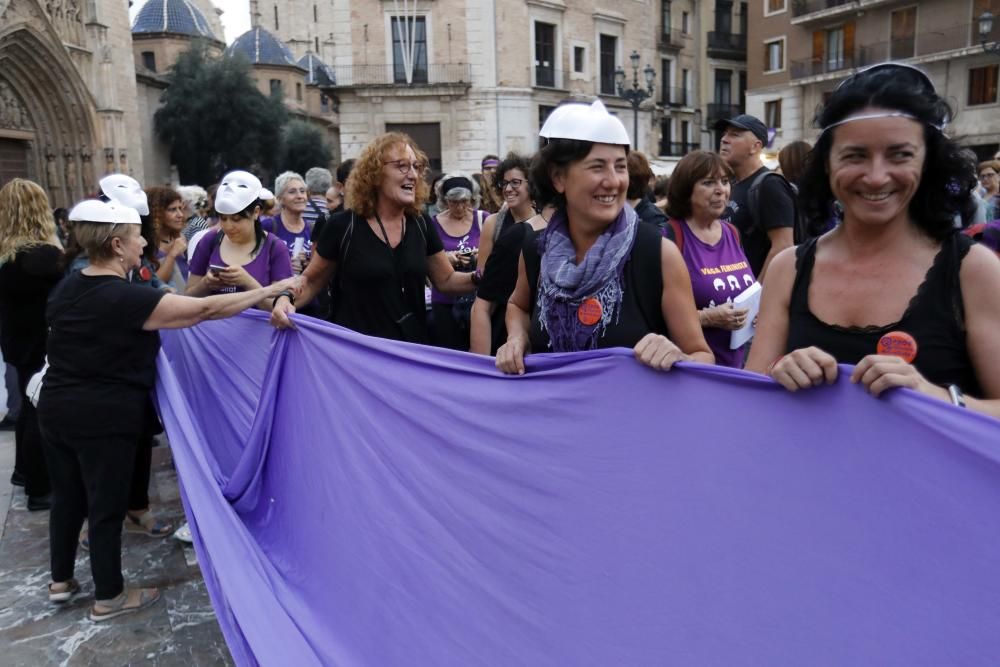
top-left (821, 111), bottom-right (946, 135)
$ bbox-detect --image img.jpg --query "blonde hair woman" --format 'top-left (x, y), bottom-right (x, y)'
top-left (0, 178), bottom-right (63, 510)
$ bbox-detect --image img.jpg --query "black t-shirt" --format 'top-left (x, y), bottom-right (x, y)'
top-left (39, 272), bottom-right (166, 437)
top-left (524, 222), bottom-right (667, 352)
top-left (476, 221), bottom-right (530, 354)
top-left (0, 244), bottom-right (63, 368)
top-left (787, 233), bottom-right (982, 396)
top-left (315, 209), bottom-right (444, 342)
top-left (634, 198), bottom-right (668, 230)
top-left (722, 166), bottom-right (795, 275)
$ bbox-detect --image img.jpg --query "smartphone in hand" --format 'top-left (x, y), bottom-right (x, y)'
top-left (209, 264), bottom-right (226, 275)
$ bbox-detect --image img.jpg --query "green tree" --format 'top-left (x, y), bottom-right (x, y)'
top-left (277, 120), bottom-right (333, 177)
top-left (154, 43), bottom-right (287, 186)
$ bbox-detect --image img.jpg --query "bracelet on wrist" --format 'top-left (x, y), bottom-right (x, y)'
top-left (471, 268), bottom-right (482, 286)
top-left (272, 290), bottom-right (295, 309)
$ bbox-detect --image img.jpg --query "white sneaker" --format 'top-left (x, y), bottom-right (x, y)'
top-left (173, 522), bottom-right (193, 543)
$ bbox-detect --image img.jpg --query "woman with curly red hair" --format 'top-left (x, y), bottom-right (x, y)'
top-left (270, 132), bottom-right (476, 342)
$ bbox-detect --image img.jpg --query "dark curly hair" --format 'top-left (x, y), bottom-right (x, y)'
top-left (493, 152), bottom-right (532, 195)
top-left (798, 65), bottom-right (976, 241)
top-left (530, 139), bottom-right (629, 211)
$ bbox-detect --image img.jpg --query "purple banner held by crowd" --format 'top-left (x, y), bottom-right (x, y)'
top-left (155, 312), bottom-right (1000, 666)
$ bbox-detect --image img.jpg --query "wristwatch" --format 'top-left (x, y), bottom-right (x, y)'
top-left (272, 290), bottom-right (296, 309)
top-left (947, 384), bottom-right (966, 408)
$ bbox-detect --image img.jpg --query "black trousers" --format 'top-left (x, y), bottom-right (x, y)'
top-left (129, 436), bottom-right (153, 513)
top-left (41, 427), bottom-right (137, 600)
top-left (14, 363), bottom-right (49, 497)
top-left (430, 302), bottom-right (470, 351)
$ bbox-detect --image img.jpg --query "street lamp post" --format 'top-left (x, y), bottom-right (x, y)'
top-left (615, 51), bottom-right (655, 151)
top-left (980, 11), bottom-right (1000, 55)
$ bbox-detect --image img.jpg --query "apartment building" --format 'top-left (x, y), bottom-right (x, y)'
top-left (263, 0), bottom-right (661, 172)
top-left (746, 0), bottom-right (1000, 160)
top-left (655, 0), bottom-right (749, 166)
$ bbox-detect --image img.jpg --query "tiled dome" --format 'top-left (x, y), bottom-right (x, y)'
top-left (226, 27), bottom-right (299, 67)
top-left (132, 0), bottom-right (217, 39)
top-left (298, 52), bottom-right (336, 86)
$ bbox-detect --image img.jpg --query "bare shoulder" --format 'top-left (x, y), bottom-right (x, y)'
top-left (960, 243), bottom-right (1000, 295)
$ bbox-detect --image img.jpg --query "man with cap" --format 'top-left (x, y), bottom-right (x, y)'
top-left (715, 114), bottom-right (795, 280)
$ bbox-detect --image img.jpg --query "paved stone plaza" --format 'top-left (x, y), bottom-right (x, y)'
top-left (0, 433), bottom-right (234, 665)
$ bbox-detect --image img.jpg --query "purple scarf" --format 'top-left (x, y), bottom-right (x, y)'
top-left (536, 205), bottom-right (638, 351)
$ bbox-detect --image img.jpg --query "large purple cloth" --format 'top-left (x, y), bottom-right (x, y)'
top-left (156, 312), bottom-right (1000, 666)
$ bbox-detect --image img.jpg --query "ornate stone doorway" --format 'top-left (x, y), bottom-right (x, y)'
top-left (0, 138), bottom-right (30, 187)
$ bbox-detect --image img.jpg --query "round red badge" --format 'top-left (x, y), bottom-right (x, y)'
top-left (577, 297), bottom-right (602, 326)
top-left (877, 331), bottom-right (918, 363)
top-left (139, 266), bottom-right (152, 282)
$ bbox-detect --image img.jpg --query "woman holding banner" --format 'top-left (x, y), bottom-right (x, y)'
top-left (746, 63), bottom-right (1000, 419)
top-left (269, 132), bottom-right (477, 342)
top-left (39, 197), bottom-right (294, 621)
top-left (495, 100), bottom-right (712, 374)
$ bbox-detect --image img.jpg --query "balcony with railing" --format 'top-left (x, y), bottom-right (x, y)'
top-left (659, 86), bottom-right (689, 107)
top-left (790, 22), bottom-right (989, 81)
top-left (658, 141), bottom-right (701, 157)
top-left (791, 0), bottom-right (852, 20)
top-left (658, 28), bottom-right (687, 52)
top-left (707, 32), bottom-right (748, 60)
top-left (326, 63), bottom-right (471, 88)
top-left (706, 103), bottom-right (743, 123)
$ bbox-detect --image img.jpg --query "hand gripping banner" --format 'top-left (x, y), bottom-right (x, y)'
top-left (155, 312), bottom-right (1000, 666)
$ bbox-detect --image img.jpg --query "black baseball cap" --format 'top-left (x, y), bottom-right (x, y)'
top-left (714, 114), bottom-right (769, 145)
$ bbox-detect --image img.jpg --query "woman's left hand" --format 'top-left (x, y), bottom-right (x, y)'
top-left (633, 333), bottom-right (688, 371)
top-left (220, 265), bottom-right (253, 289)
top-left (850, 354), bottom-right (948, 400)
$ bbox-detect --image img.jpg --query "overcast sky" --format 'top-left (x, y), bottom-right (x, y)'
top-left (129, 0), bottom-right (250, 45)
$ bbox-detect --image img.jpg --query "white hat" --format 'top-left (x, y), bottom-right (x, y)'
top-left (68, 199), bottom-right (141, 225)
top-left (539, 99), bottom-right (630, 146)
top-left (258, 187), bottom-right (275, 200)
top-left (215, 170), bottom-right (262, 214)
top-left (99, 174), bottom-right (149, 215)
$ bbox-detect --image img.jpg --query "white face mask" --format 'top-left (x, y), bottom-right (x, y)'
top-left (99, 174), bottom-right (149, 216)
top-left (215, 170), bottom-right (262, 215)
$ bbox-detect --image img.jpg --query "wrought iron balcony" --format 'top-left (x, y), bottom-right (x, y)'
top-left (706, 103), bottom-right (743, 123)
top-left (325, 63), bottom-right (471, 88)
top-left (707, 31), bottom-right (747, 60)
top-left (658, 28), bottom-right (687, 52)
top-left (658, 141), bottom-right (701, 157)
top-left (791, 0), bottom-right (851, 18)
top-left (659, 86), bottom-right (689, 107)
top-left (789, 54), bottom-right (857, 80)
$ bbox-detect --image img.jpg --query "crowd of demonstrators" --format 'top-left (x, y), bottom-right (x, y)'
top-left (39, 198), bottom-right (294, 621)
top-left (716, 114), bottom-right (797, 281)
top-left (0, 179), bottom-right (62, 510)
top-left (495, 101), bottom-right (713, 374)
top-left (147, 187), bottom-right (189, 291)
top-left (663, 152), bottom-right (755, 368)
top-left (745, 63), bottom-right (1000, 419)
top-left (428, 173), bottom-right (485, 349)
top-left (263, 171), bottom-right (313, 275)
top-left (470, 153), bottom-right (548, 355)
top-left (187, 171), bottom-right (293, 302)
top-left (270, 132), bottom-right (477, 342)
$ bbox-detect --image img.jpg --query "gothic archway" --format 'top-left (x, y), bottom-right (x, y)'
top-left (0, 0), bottom-right (100, 206)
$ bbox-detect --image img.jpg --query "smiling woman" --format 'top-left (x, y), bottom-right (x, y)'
top-left (270, 132), bottom-right (477, 342)
top-left (495, 100), bottom-right (713, 374)
top-left (745, 63), bottom-right (1000, 420)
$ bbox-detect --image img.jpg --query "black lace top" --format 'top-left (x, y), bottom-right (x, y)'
top-left (787, 232), bottom-right (982, 396)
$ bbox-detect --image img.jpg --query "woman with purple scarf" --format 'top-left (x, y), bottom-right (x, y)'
top-left (496, 100), bottom-right (713, 374)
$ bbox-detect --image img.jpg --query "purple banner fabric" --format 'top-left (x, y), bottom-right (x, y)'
top-left (155, 312), bottom-right (1000, 666)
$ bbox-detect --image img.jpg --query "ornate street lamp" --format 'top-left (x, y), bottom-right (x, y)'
top-left (979, 11), bottom-right (1000, 55)
top-left (615, 51), bottom-right (655, 151)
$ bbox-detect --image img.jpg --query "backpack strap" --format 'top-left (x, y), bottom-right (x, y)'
top-left (723, 221), bottom-right (741, 245)
top-left (666, 218), bottom-right (685, 254)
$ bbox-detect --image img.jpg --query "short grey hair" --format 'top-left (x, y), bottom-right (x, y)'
top-left (435, 171), bottom-right (480, 206)
top-left (304, 167), bottom-right (333, 195)
top-left (176, 185), bottom-right (208, 211)
top-left (274, 171), bottom-right (305, 199)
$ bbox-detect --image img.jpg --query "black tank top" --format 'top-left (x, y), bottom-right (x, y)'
top-left (524, 221), bottom-right (667, 352)
top-left (787, 232), bottom-right (982, 396)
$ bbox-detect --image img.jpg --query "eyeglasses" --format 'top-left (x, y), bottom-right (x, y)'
top-left (500, 179), bottom-right (524, 190)
top-left (384, 160), bottom-right (426, 175)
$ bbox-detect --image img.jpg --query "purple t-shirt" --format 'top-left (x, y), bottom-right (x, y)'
top-left (671, 220), bottom-right (756, 368)
top-left (261, 215), bottom-right (313, 264)
top-left (429, 210), bottom-right (484, 305)
top-left (189, 230), bottom-right (293, 294)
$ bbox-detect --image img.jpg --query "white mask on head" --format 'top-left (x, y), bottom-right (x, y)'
top-left (68, 199), bottom-right (142, 225)
top-left (99, 174), bottom-right (149, 216)
top-left (215, 171), bottom-right (262, 215)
